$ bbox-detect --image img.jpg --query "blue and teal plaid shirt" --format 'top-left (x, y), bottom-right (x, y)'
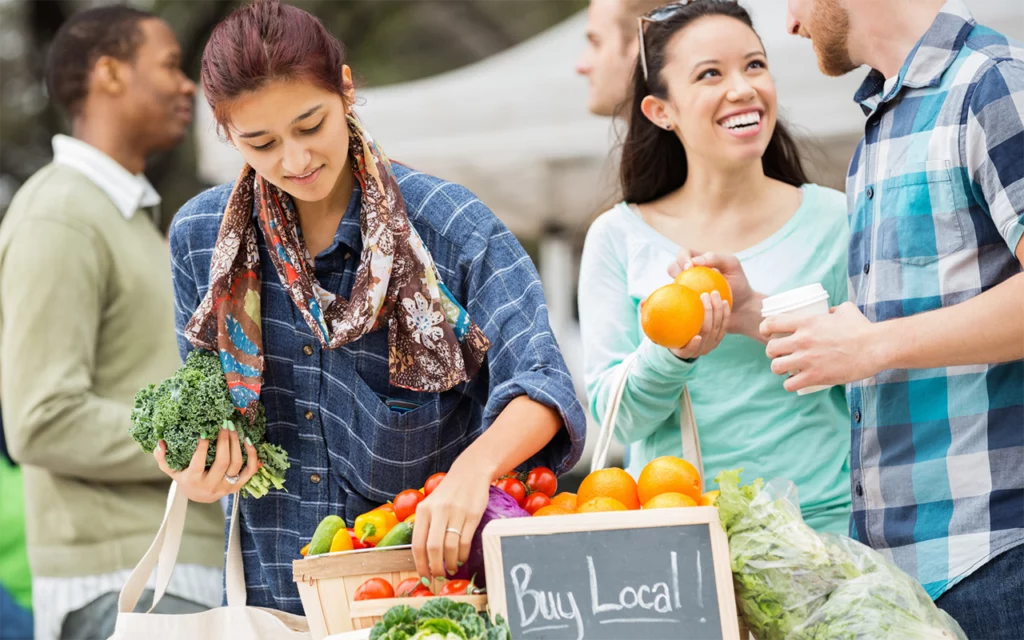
top-left (845, 0), bottom-right (1024, 599)
top-left (170, 164), bottom-right (586, 613)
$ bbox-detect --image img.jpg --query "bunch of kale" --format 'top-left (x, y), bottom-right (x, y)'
top-left (130, 350), bottom-right (288, 499)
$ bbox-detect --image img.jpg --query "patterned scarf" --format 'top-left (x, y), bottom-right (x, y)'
top-left (185, 114), bottom-right (490, 415)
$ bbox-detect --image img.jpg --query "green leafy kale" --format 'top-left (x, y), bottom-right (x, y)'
top-left (130, 350), bottom-right (289, 499)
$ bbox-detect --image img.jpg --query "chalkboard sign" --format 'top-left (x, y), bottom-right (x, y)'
top-left (483, 507), bottom-right (740, 640)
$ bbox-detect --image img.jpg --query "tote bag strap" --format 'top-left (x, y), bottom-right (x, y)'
top-left (590, 351), bottom-right (702, 474)
top-left (118, 482), bottom-right (247, 614)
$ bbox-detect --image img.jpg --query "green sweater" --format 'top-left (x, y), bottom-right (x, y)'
top-left (0, 164), bottom-right (224, 577)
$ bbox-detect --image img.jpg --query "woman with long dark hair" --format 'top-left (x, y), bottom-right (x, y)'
top-left (579, 0), bottom-right (851, 532)
top-left (155, 0), bottom-right (585, 613)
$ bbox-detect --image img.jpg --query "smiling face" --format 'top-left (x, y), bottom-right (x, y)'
top-left (223, 73), bottom-right (353, 207)
top-left (641, 15), bottom-right (777, 169)
top-left (121, 18), bottom-right (196, 153)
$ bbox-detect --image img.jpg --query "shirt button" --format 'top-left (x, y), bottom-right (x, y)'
top-left (344, 252), bottom-right (352, 261)
top-left (310, 474), bottom-right (321, 484)
top-left (863, 263), bottom-right (870, 275)
top-left (304, 410), bottom-right (314, 421)
top-left (853, 410), bottom-right (862, 423)
top-left (856, 483), bottom-right (864, 497)
top-left (303, 345), bottom-right (313, 356)
top-left (866, 186), bottom-right (875, 199)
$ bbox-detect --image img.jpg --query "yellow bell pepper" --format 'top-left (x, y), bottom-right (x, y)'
top-left (300, 542), bottom-right (310, 557)
top-left (354, 509), bottom-right (398, 545)
top-left (329, 527), bottom-right (354, 553)
top-left (404, 513), bottom-right (416, 525)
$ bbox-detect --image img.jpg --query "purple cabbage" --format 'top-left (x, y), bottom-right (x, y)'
top-left (451, 486), bottom-right (530, 588)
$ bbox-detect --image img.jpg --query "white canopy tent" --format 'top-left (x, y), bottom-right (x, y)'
top-left (194, 1), bottom-right (1023, 459)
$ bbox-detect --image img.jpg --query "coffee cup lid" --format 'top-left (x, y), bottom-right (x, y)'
top-left (761, 283), bottom-right (829, 317)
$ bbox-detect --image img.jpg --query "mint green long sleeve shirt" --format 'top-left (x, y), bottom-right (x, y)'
top-left (578, 185), bottom-right (853, 533)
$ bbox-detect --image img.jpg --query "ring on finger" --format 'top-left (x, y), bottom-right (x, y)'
top-left (445, 527), bottom-right (462, 538)
top-left (224, 473), bottom-right (241, 485)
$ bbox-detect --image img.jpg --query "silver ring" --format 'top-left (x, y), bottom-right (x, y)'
top-left (224, 473), bottom-right (241, 485)
top-left (445, 527), bottom-right (462, 538)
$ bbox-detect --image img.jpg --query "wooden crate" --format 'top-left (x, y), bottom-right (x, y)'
top-left (293, 545), bottom-right (487, 640)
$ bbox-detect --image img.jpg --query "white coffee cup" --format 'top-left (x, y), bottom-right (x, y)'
top-left (761, 283), bottom-right (831, 396)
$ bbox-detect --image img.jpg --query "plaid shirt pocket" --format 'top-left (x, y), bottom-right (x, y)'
top-left (878, 161), bottom-right (967, 266)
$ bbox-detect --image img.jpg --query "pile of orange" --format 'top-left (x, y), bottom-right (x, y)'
top-left (640, 266), bottom-right (733, 349)
top-left (532, 456), bottom-right (720, 516)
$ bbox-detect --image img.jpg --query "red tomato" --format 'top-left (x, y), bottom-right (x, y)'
top-left (410, 587), bottom-right (433, 597)
top-left (395, 577), bottom-right (431, 598)
top-left (423, 472), bottom-right (447, 497)
top-left (353, 577), bottom-right (394, 601)
top-left (439, 579), bottom-right (473, 596)
top-left (393, 489), bottom-right (425, 523)
top-left (526, 467), bottom-right (558, 498)
top-left (522, 493), bottom-right (552, 515)
top-left (495, 477), bottom-right (527, 506)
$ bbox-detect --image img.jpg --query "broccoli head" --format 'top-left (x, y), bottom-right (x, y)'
top-left (130, 349), bottom-right (288, 499)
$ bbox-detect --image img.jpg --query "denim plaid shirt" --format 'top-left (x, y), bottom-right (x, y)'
top-left (169, 163), bottom-right (585, 613)
top-left (845, 0), bottom-right (1024, 599)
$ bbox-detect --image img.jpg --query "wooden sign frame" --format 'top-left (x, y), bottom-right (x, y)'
top-left (483, 506), bottom-right (740, 640)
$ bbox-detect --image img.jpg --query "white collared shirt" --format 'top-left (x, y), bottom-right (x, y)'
top-left (51, 134), bottom-right (162, 219)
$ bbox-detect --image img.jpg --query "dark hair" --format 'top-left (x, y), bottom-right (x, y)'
top-left (45, 5), bottom-right (154, 117)
top-left (620, 1), bottom-right (807, 204)
top-left (201, 0), bottom-right (348, 127)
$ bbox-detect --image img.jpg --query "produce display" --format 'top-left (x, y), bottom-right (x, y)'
top-left (715, 469), bottom-right (967, 640)
top-left (536, 456), bottom-right (716, 515)
top-left (129, 349), bottom-right (290, 498)
top-left (367, 598), bottom-right (510, 640)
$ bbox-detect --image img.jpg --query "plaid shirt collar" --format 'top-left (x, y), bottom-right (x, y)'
top-left (854, 0), bottom-right (976, 114)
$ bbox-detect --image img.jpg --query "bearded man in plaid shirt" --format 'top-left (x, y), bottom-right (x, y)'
top-left (741, 0), bottom-right (1024, 636)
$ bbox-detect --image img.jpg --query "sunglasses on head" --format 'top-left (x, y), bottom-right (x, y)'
top-left (637, 0), bottom-right (739, 82)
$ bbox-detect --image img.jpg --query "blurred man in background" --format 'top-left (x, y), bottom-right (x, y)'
top-left (0, 6), bottom-right (225, 639)
top-left (576, 0), bottom-right (666, 117)
top-left (575, 0), bottom-right (666, 475)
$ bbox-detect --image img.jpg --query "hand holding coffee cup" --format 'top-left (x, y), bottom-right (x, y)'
top-left (760, 284), bottom-right (831, 395)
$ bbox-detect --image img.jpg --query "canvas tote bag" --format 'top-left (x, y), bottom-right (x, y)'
top-left (110, 481), bottom-right (311, 639)
top-left (590, 350), bottom-right (703, 474)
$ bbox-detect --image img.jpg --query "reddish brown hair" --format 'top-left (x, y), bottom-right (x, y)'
top-left (201, 0), bottom-right (348, 126)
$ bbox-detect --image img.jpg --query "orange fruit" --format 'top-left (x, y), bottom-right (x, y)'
top-left (550, 492), bottom-right (578, 512)
top-left (640, 284), bottom-right (705, 349)
top-left (674, 266), bottom-right (733, 308)
top-left (576, 497), bottom-right (628, 513)
top-left (577, 468), bottom-right (641, 510)
top-left (533, 505), bottom-right (574, 517)
top-left (643, 492), bottom-right (698, 509)
top-left (700, 490), bottom-right (720, 507)
top-left (638, 456), bottom-right (703, 504)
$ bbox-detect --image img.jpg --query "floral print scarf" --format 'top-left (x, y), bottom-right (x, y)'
top-left (185, 114), bottom-right (490, 414)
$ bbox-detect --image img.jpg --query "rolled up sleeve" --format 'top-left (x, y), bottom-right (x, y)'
top-left (460, 212), bottom-right (586, 475)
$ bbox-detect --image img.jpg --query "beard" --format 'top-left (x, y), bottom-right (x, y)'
top-left (808, 0), bottom-right (857, 76)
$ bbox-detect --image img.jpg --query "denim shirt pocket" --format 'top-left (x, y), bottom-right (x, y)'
top-left (348, 371), bottom-right (467, 503)
top-left (877, 160), bottom-right (966, 266)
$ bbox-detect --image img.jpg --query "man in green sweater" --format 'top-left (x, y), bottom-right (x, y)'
top-left (0, 6), bottom-right (225, 639)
